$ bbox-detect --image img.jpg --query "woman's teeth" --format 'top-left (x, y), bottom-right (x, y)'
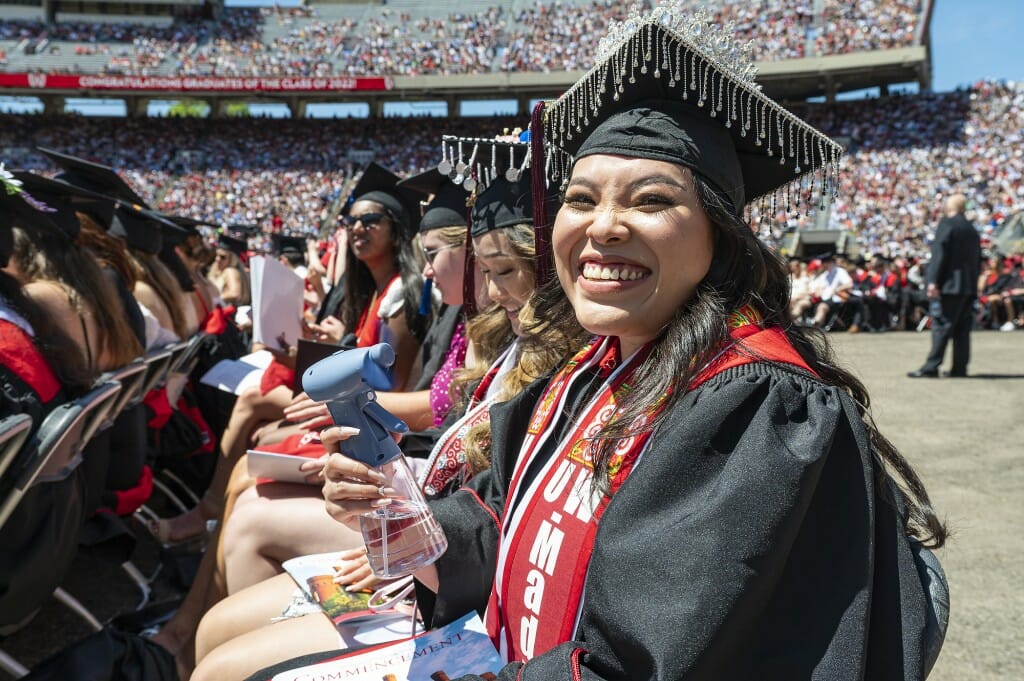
top-left (582, 263), bottom-right (649, 281)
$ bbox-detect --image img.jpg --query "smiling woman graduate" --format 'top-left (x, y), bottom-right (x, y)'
top-left (320, 4), bottom-right (947, 680)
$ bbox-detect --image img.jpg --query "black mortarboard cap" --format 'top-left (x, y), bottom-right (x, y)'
top-left (470, 176), bottom-right (533, 237)
top-left (271, 233), bottom-right (307, 257)
top-left (1, 185), bottom-right (66, 263)
top-left (114, 204), bottom-right (186, 255)
top-left (538, 6), bottom-right (843, 214)
top-left (39, 147), bottom-right (151, 208)
top-left (11, 170), bottom-right (116, 239)
top-left (348, 163), bottom-right (426, 238)
top-left (397, 169), bottom-right (470, 233)
top-left (227, 223), bottom-right (261, 236)
top-left (218, 233), bottom-right (248, 256)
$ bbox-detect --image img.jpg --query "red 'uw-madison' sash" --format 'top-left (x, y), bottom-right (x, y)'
top-left (485, 309), bottom-right (814, 662)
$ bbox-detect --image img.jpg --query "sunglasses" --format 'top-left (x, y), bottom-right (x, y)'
top-left (342, 212), bottom-right (388, 230)
top-left (421, 243), bottom-right (459, 265)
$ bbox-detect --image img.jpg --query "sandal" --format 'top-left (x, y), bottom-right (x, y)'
top-left (145, 511), bottom-right (209, 548)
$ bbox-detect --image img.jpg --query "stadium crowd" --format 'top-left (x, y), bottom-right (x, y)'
top-left (1, 0), bottom-right (926, 78)
top-left (3, 80), bottom-right (1019, 258)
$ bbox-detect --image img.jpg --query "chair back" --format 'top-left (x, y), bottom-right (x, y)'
top-left (168, 333), bottom-right (208, 377)
top-left (140, 347), bottom-right (174, 396)
top-left (96, 360), bottom-right (147, 425)
top-left (0, 381), bottom-right (122, 531)
top-left (0, 414), bottom-right (32, 483)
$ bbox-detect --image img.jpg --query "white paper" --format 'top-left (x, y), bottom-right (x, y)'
top-left (249, 255), bottom-right (304, 348)
top-left (198, 350), bottom-right (273, 395)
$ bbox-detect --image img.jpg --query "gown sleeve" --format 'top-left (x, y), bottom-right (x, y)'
top-left (445, 364), bottom-right (926, 681)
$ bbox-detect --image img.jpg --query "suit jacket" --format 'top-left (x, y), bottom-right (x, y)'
top-left (927, 213), bottom-right (981, 296)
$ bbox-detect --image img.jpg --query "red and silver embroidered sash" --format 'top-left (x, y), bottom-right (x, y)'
top-left (419, 343), bottom-right (516, 498)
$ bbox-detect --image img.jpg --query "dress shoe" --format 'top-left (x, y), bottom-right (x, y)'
top-left (942, 370), bottom-right (967, 378)
top-left (907, 369), bottom-right (939, 378)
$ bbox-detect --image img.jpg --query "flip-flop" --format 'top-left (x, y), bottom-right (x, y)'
top-left (145, 516), bottom-right (206, 548)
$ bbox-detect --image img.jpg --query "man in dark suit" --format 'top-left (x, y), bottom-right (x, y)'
top-left (909, 194), bottom-right (982, 378)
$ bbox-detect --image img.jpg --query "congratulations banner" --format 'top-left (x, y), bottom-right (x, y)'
top-left (0, 73), bottom-right (393, 93)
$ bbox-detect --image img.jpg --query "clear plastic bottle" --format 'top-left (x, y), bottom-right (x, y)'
top-left (359, 454), bottom-right (448, 579)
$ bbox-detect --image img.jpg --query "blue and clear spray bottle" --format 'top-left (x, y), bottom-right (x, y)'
top-left (302, 343), bottom-right (447, 578)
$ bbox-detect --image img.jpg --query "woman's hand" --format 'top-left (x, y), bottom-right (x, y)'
top-left (307, 315), bottom-right (345, 344)
top-left (321, 426), bottom-right (393, 531)
top-left (284, 394), bottom-right (332, 431)
top-left (332, 547), bottom-right (379, 592)
top-left (266, 332), bottom-right (298, 369)
top-left (298, 453), bottom-right (329, 485)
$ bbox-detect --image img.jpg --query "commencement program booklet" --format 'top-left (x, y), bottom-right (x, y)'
top-left (270, 611), bottom-right (503, 681)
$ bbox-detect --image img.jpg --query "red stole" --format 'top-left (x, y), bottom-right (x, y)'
top-left (485, 310), bottom-right (814, 662)
top-left (0, 321), bottom-right (60, 403)
top-left (355, 274), bottom-right (400, 348)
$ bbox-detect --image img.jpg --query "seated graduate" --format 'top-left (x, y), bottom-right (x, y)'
top-left (0, 179), bottom-right (95, 630)
top-left (150, 163), bottom-right (432, 546)
top-left (321, 8), bottom-right (947, 680)
top-left (186, 149), bottom-right (585, 681)
top-left (210, 233), bottom-right (251, 308)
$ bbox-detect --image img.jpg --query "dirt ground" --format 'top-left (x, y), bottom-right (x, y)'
top-left (3, 330), bottom-right (1022, 679)
top-left (828, 331), bottom-right (1024, 680)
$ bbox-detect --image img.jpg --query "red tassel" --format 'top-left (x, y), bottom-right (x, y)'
top-left (462, 199), bottom-right (478, 317)
top-left (530, 100), bottom-right (552, 288)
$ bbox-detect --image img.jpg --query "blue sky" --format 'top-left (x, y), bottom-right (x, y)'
top-left (930, 0), bottom-right (1024, 91)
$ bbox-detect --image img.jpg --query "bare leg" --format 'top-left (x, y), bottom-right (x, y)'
top-left (151, 456), bottom-right (259, 680)
top-left (194, 572), bottom-right (301, 662)
top-left (222, 482), bottom-right (362, 594)
top-left (155, 385), bottom-right (293, 543)
top-left (192, 597), bottom-right (340, 681)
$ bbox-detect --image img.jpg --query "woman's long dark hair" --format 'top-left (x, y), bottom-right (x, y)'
top-left (13, 224), bottom-right (143, 372)
top-left (0, 270), bottom-right (92, 394)
top-left (340, 205), bottom-right (429, 344)
top-left (526, 172), bottom-right (947, 549)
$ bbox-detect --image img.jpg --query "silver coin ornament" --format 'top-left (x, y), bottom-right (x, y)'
top-left (505, 168), bottom-right (520, 182)
top-left (437, 160), bottom-right (452, 175)
top-left (463, 177), bottom-right (477, 192)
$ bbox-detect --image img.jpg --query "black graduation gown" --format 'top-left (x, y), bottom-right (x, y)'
top-left (417, 362), bottom-right (929, 680)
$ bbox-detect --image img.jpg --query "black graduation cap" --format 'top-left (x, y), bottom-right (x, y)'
top-left (39, 147), bottom-right (150, 208)
top-left (397, 169), bottom-right (470, 233)
top-left (436, 134), bottom-right (532, 195)
top-left (537, 6), bottom-right (843, 213)
top-left (0, 185), bottom-right (66, 264)
top-left (114, 204), bottom-right (187, 255)
top-left (227, 223), bottom-right (261, 236)
top-left (347, 163), bottom-right (427, 238)
top-left (164, 214), bottom-right (212, 233)
top-left (271, 233), bottom-right (306, 257)
top-left (217, 233), bottom-right (248, 257)
top-left (470, 176), bottom-right (533, 237)
top-left (11, 170), bottom-right (115, 239)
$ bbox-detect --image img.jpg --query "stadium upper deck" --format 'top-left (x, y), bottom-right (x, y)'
top-left (0, 0), bottom-right (933, 104)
